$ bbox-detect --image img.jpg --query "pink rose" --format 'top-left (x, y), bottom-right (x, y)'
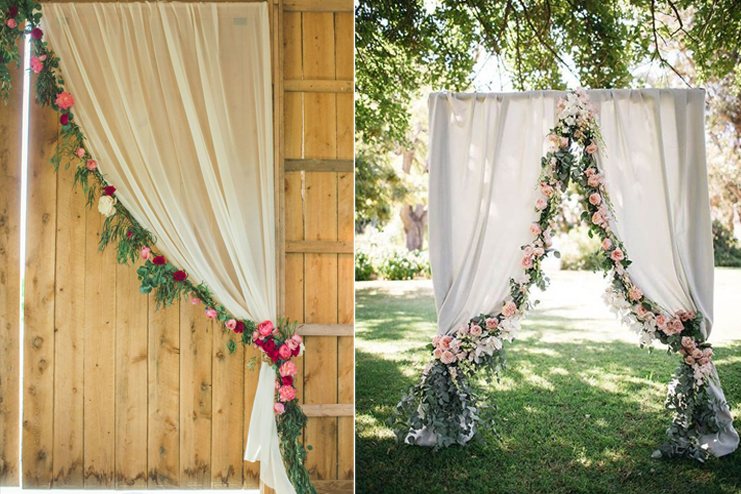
top-left (681, 336), bottom-right (694, 349)
top-left (610, 248), bottom-right (624, 262)
top-left (440, 350), bottom-right (456, 365)
top-left (685, 355), bottom-right (696, 365)
top-left (585, 167), bottom-right (596, 177)
top-left (588, 174), bottom-right (602, 188)
top-left (252, 331), bottom-right (259, 341)
top-left (205, 309), bottom-right (218, 319)
top-left (540, 182), bottom-right (554, 197)
top-left (55, 91), bottom-right (75, 110)
top-left (140, 246), bottom-right (151, 260)
top-left (274, 403), bottom-right (285, 415)
top-left (655, 314), bottom-right (667, 329)
top-left (589, 193), bottom-right (602, 206)
top-left (521, 255), bottom-right (533, 269)
top-left (258, 320), bottom-right (274, 337)
top-left (433, 348), bottom-right (443, 359)
top-left (280, 361), bottom-right (297, 377)
top-left (533, 247), bottom-right (545, 257)
top-left (76, 147), bottom-right (85, 158)
top-left (225, 319), bottom-right (237, 331)
top-left (30, 56), bottom-right (43, 74)
top-left (485, 318), bottom-right (499, 330)
top-left (469, 324), bottom-right (482, 336)
top-left (585, 142), bottom-right (598, 154)
top-left (39, 54), bottom-right (47, 61)
top-left (664, 318), bottom-right (683, 335)
top-left (591, 211), bottom-right (604, 225)
top-left (278, 344), bottom-right (292, 360)
top-left (502, 301), bottom-right (517, 318)
top-left (535, 197), bottom-right (548, 211)
top-left (703, 347), bottom-right (714, 359)
top-left (544, 228), bottom-right (553, 247)
top-left (439, 335), bottom-right (452, 349)
top-left (602, 238), bottom-right (612, 250)
top-left (286, 337), bottom-right (299, 351)
top-left (86, 159), bottom-right (98, 171)
top-left (5, 19), bottom-right (17, 29)
top-left (529, 223), bottom-right (542, 236)
top-left (190, 296), bottom-right (200, 305)
top-left (523, 245), bottom-right (534, 257)
top-left (635, 305), bottom-right (649, 319)
top-left (628, 286), bottom-right (643, 302)
top-left (691, 348), bottom-right (703, 360)
top-left (278, 385), bottom-right (296, 402)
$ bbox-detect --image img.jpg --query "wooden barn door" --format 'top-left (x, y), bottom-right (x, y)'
top-left (4, 0), bottom-right (355, 492)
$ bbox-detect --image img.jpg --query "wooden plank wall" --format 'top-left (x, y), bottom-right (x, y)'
top-left (0, 40), bottom-right (24, 487)
top-left (16, 0), bottom-right (354, 492)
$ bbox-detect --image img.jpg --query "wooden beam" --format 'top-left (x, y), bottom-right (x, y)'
top-left (301, 404), bottom-right (354, 417)
top-left (284, 79), bottom-right (353, 93)
top-left (285, 240), bottom-right (353, 254)
top-left (283, 0), bottom-right (353, 12)
top-left (313, 479), bottom-right (355, 494)
top-left (297, 324), bottom-right (354, 337)
top-left (284, 159), bottom-right (353, 172)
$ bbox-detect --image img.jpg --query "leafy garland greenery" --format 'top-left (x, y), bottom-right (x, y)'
top-left (0, 2), bottom-right (316, 491)
top-left (392, 89), bottom-right (731, 462)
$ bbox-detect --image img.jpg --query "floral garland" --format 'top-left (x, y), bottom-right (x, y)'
top-left (1, 2), bottom-right (316, 492)
top-left (392, 89), bottom-right (730, 462)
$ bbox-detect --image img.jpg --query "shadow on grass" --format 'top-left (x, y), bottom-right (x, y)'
top-left (357, 328), bottom-right (741, 494)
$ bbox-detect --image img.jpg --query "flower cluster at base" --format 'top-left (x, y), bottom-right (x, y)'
top-left (0, 3), bottom-right (317, 493)
top-left (392, 89), bottom-right (730, 462)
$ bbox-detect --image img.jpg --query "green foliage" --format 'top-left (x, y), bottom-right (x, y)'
top-left (558, 224), bottom-right (602, 271)
top-left (712, 220), bottom-right (741, 268)
top-left (354, 251), bottom-right (374, 281)
top-left (355, 148), bottom-right (409, 230)
top-left (277, 402), bottom-right (317, 494)
top-left (355, 244), bottom-right (431, 281)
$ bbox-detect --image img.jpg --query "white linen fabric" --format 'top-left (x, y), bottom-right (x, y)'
top-left (428, 89), bottom-right (738, 456)
top-left (44, 4), bottom-right (295, 492)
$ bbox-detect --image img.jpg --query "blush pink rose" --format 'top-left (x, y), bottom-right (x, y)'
top-left (628, 286), bottom-right (643, 301)
top-left (55, 91), bottom-right (75, 110)
top-left (30, 56), bottom-right (43, 73)
top-left (278, 385), bottom-right (296, 402)
top-left (278, 344), bottom-right (292, 360)
top-left (5, 19), bottom-right (17, 29)
top-left (589, 193), bottom-right (602, 206)
top-left (540, 182), bottom-right (554, 197)
top-left (544, 228), bottom-right (553, 247)
top-left (205, 309), bottom-right (218, 319)
top-left (610, 248), bottom-right (624, 262)
top-left (274, 403), bottom-right (285, 415)
top-left (502, 301), bottom-right (517, 318)
top-left (535, 197), bottom-right (548, 211)
top-left (140, 246), bottom-right (151, 260)
top-left (469, 324), bottom-right (482, 336)
top-left (433, 347), bottom-right (443, 359)
top-left (530, 223), bottom-right (542, 236)
top-left (286, 337), bottom-right (299, 351)
top-left (86, 159), bottom-right (98, 171)
top-left (685, 355), bottom-right (696, 365)
top-left (585, 167), bottom-right (596, 177)
top-left (585, 142), bottom-right (598, 154)
top-left (635, 305), bottom-right (649, 319)
top-left (439, 335), bottom-right (452, 349)
top-left (521, 256), bottom-right (534, 269)
top-left (75, 147), bottom-right (85, 158)
top-left (485, 318), bottom-right (499, 330)
top-left (258, 320), bottom-right (274, 337)
top-left (225, 319), bottom-right (237, 331)
top-left (440, 350), bottom-right (456, 365)
top-left (681, 336), bottom-right (694, 349)
top-left (602, 238), bottom-right (612, 250)
top-left (588, 174), bottom-right (602, 188)
top-left (533, 247), bottom-right (545, 257)
top-left (591, 211), bottom-right (604, 225)
top-left (703, 347), bottom-right (714, 359)
top-left (252, 331), bottom-right (259, 341)
top-left (190, 296), bottom-right (200, 305)
top-left (691, 348), bottom-right (703, 360)
top-left (655, 314), bottom-right (667, 329)
top-left (280, 361), bottom-right (297, 377)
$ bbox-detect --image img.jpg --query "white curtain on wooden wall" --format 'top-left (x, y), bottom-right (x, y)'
top-left (44, 3), bottom-right (295, 493)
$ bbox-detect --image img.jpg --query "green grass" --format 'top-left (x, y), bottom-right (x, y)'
top-left (356, 270), bottom-right (741, 494)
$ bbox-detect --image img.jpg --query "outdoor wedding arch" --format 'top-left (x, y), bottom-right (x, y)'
top-left (0, 0), bottom-right (354, 493)
top-left (392, 88), bottom-right (739, 462)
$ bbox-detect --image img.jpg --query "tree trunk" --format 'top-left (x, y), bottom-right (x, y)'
top-left (400, 204), bottom-right (428, 251)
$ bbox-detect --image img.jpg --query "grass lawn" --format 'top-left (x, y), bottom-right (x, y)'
top-left (356, 269), bottom-right (741, 494)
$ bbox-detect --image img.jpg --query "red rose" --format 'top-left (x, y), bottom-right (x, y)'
top-left (30, 28), bottom-right (42, 39)
top-left (152, 255), bottom-right (165, 265)
top-left (235, 321), bottom-right (244, 334)
top-left (254, 338), bottom-right (264, 348)
top-left (292, 346), bottom-right (300, 357)
top-left (173, 270), bottom-right (187, 282)
top-left (263, 339), bottom-right (277, 354)
top-left (281, 375), bottom-right (293, 386)
top-left (104, 185), bottom-right (116, 196)
top-left (7, 6), bottom-right (18, 17)
top-left (60, 113), bottom-right (69, 125)
top-left (126, 230), bottom-right (133, 238)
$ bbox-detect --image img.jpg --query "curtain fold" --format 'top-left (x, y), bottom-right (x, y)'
top-left (427, 89), bottom-right (738, 457)
top-left (43, 3), bottom-right (295, 491)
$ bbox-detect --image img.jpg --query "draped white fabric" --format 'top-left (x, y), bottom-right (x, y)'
top-left (44, 4), bottom-right (295, 492)
top-left (428, 89), bottom-right (738, 456)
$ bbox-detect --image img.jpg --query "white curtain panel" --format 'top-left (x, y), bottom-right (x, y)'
top-left (428, 89), bottom-right (738, 457)
top-left (44, 4), bottom-right (295, 493)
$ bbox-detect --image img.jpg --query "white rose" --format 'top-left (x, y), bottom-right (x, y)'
top-left (98, 195), bottom-right (117, 217)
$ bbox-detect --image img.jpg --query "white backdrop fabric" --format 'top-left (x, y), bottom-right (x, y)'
top-left (428, 89), bottom-right (738, 457)
top-left (44, 4), bottom-right (295, 492)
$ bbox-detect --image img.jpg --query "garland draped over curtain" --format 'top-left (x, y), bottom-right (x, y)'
top-left (44, 3), bottom-right (295, 492)
top-left (427, 89), bottom-right (738, 457)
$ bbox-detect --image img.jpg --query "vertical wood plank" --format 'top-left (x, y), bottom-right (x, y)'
top-left (51, 164), bottom-right (85, 487)
top-left (22, 100), bottom-right (58, 489)
top-left (180, 302), bottom-right (212, 488)
top-left (0, 41), bottom-right (23, 487)
top-left (148, 300), bottom-right (180, 488)
top-left (83, 211), bottom-right (116, 487)
top-left (115, 261), bottom-right (148, 488)
top-left (211, 325), bottom-right (244, 488)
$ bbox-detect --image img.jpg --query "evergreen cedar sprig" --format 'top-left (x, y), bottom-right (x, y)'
top-left (1, 2), bottom-right (319, 491)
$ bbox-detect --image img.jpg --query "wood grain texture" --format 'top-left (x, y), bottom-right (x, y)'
top-left (286, 240), bottom-right (352, 254)
top-left (51, 161), bottom-right (85, 487)
top-left (283, 0), bottom-right (353, 12)
top-left (22, 99), bottom-right (58, 488)
top-left (0, 40), bottom-right (23, 487)
top-left (115, 261), bottom-right (148, 489)
top-left (284, 79), bottom-right (353, 93)
top-left (284, 159), bottom-right (353, 172)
